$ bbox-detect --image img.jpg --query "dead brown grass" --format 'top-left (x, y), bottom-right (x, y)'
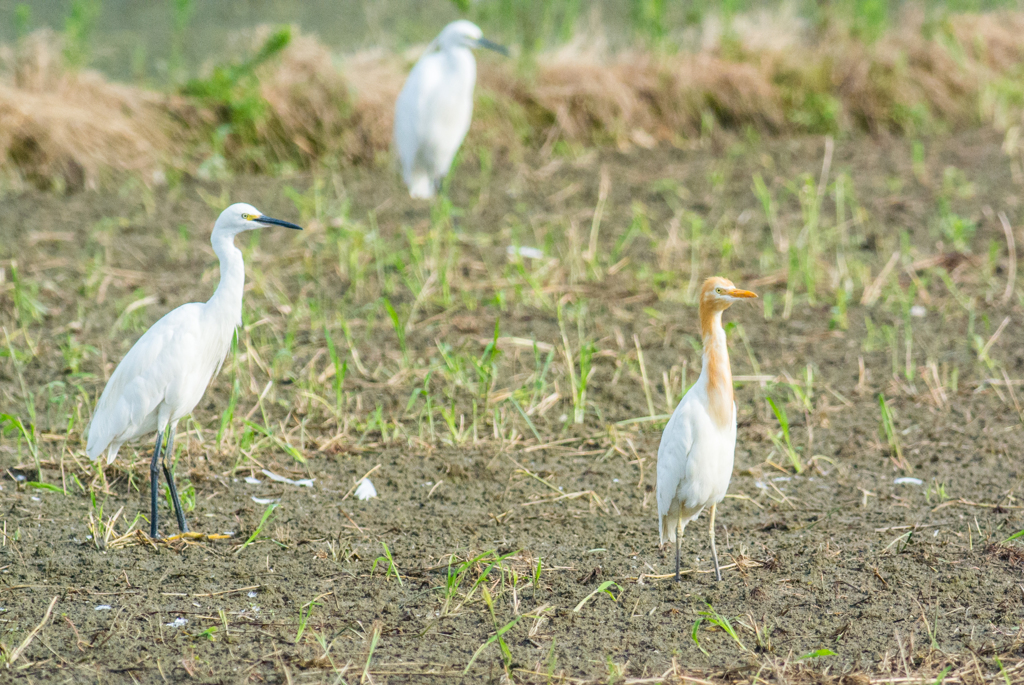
top-left (949, 11), bottom-right (1024, 71)
top-left (256, 32), bottom-right (352, 163)
top-left (0, 30), bottom-right (174, 190)
top-left (515, 11), bottom-right (1021, 146)
top-left (534, 54), bottom-right (654, 144)
top-left (336, 50), bottom-right (406, 163)
top-left (524, 50), bottom-right (787, 146)
top-left (2, 12), bottom-right (1024, 188)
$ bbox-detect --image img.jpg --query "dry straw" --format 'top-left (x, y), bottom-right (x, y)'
top-left (0, 30), bottom-right (173, 190)
top-left (1, 12), bottom-right (1024, 187)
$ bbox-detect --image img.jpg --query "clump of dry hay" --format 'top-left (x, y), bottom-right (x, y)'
top-left (525, 43), bottom-right (786, 147)
top-left (180, 27), bottom-right (398, 170)
top-left (533, 54), bottom-right (653, 144)
top-left (832, 22), bottom-right (976, 133)
top-left (168, 25), bottom-right (356, 172)
top-left (948, 12), bottom-right (1024, 71)
top-left (0, 30), bottom-right (173, 190)
top-left (508, 11), bottom-right (1024, 148)
top-left (2, 13), bottom-right (1024, 189)
top-left (256, 32), bottom-right (352, 163)
top-left (335, 50), bottom-right (406, 163)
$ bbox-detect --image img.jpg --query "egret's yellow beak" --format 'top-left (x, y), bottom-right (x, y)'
top-left (727, 288), bottom-right (758, 299)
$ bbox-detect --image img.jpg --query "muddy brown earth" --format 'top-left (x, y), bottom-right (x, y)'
top-left (2, 130), bottom-right (1024, 683)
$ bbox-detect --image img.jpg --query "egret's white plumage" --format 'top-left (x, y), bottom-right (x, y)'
top-left (86, 203), bottom-right (302, 537)
top-left (656, 277), bottom-right (757, 581)
top-left (394, 20), bottom-right (506, 199)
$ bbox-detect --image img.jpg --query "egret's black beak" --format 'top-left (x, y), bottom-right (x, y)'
top-left (256, 215), bottom-right (303, 230)
top-left (476, 37), bottom-right (509, 56)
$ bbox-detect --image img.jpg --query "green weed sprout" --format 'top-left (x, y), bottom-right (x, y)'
top-left (573, 580), bottom-right (622, 612)
top-left (766, 396), bottom-right (802, 473)
top-left (371, 542), bottom-right (403, 585)
top-left (691, 617), bottom-right (710, 656)
top-left (237, 503), bottom-right (278, 553)
top-left (464, 614), bottom-right (521, 675)
top-left (323, 323), bottom-right (347, 414)
top-left (878, 393), bottom-right (909, 472)
top-left (382, 298), bottom-right (408, 367)
top-left (295, 598), bottom-right (320, 643)
top-left (0, 413), bottom-right (41, 479)
top-left (697, 603), bottom-right (747, 652)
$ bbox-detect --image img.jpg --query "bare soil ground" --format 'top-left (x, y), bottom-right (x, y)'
top-left (2, 129), bottom-right (1024, 683)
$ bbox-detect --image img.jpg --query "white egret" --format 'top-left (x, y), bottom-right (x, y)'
top-left (393, 20), bottom-right (508, 199)
top-left (657, 277), bottom-right (757, 581)
top-left (86, 203), bottom-right (303, 538)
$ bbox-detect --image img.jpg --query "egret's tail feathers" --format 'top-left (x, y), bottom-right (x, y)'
top-left (86, 422), bottom-right (120, 465)
top-left (86, 441), bottom-right (119, 465)
top-left (659, 507), bottom-right (696, 546)
top-left (85, 440), bottom-right (118, 465)
top-left (85, 429), bottom-right (103, 462)
top-left (408, 173), bottom-right (435, 199)
top-left (659, 513), bottom-right (673, 546)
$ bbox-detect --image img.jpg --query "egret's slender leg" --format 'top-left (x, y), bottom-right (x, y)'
top-left (161, 427), bottom-right (189, 534)
top-left (674, 534), bottom-right (681, 582)
top-left (674, 516), bottom-right (682, 582)
top-left (709, 503), bottom-right (722, 582)
top-left (149, 430), bottom-right (163, 538)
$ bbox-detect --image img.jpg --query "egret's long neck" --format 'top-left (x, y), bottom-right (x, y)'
top-left (445, 45), bottom-right (477, 86)
top-left (208, 230), bottom-right (245, 327)
top-left (699, 302), bottom-right (733, 429)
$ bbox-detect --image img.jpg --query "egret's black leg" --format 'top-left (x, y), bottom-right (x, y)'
top-left (674, 533), bottom-right (681, 582)
top-left (161, 428), bottom-right (189, 534)
top-left (149, 430), bottom-right (163, 538)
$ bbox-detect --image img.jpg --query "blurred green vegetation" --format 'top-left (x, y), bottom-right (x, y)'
top-left (2, 0), bottom-right (1024, 185)
top-left (2, 0), bottom-right (1022, 82)
top-left (181, 26), bottom-right (292, 169)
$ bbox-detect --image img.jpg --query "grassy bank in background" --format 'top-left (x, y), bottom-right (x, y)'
top-left (0, 6), bottom-right (1023, 190)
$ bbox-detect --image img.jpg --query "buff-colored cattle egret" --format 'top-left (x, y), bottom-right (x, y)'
top-left (657, 277), bottom-right (758, 581)
top-left (393, 20), bottom-right (507, 199)
top-left (86, 203), bottom-right (303, 538)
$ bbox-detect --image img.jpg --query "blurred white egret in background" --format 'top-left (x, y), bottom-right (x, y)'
top-left (394, 20), bottom-right (508, 199)
top-left (86, 203), bottom-right (303, 538)
top-left (657, 277), bottom-right (758, 581)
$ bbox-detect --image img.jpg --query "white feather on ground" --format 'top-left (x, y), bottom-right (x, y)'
top-left (355, 478), bottom-right (377, 501)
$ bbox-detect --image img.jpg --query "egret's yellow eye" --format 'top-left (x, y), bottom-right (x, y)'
top-left (716, 287), bottom-right (724, 294)
top-left (241, 213), bottom-right (252, 220)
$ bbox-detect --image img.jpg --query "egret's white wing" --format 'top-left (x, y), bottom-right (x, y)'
top-left (656, 391), bottom-right (697, 543)
top-left (394, 57), bottom-right (427, 182)
top-left (87, 304), bottom-right (209, 463)
top-left (417, 51), bottom-right (474, 180)
top-left (394, 49), bottom-right (475, 198)
top-left (395, 52), bottom-right (447, 196)
top-left (656, 379), bottom-right (738, 547)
